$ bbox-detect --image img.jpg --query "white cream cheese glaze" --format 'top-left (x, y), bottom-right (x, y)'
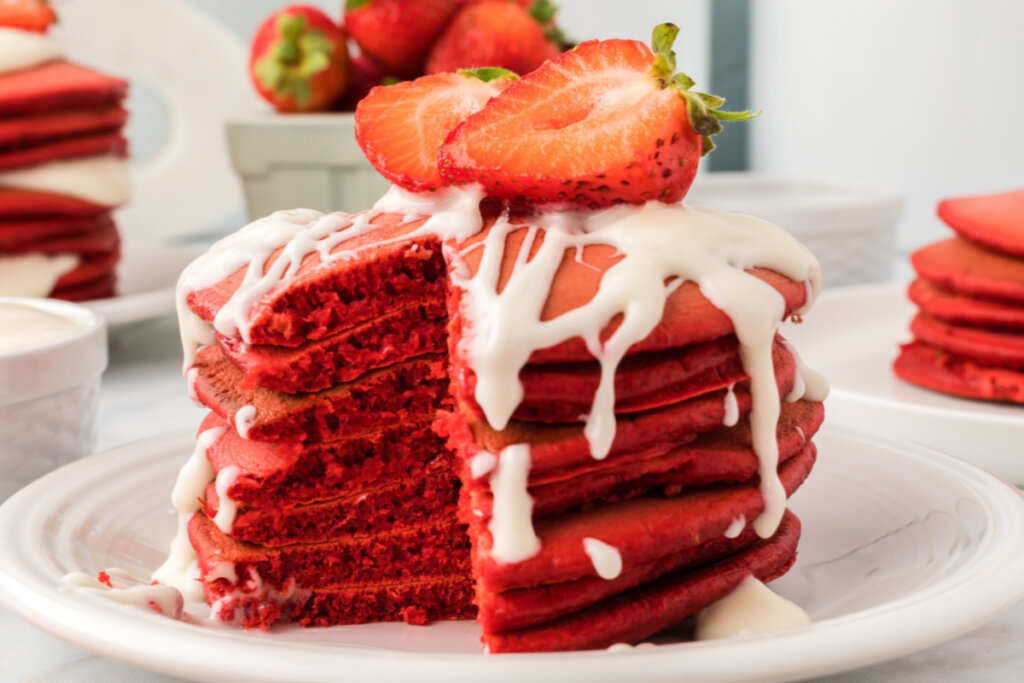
top-left (695, 575), bottom-right (811, 640)
top-left (0, 26), bottom-right (62, 74)
top-left (582, 537), bottom-right (623, 580)
top-left (487, 444), bottom-right (541, 564)
top-left (0, 155), bottom-right (131, 207)
top-left (0, 301), bottom-right (86, 352)
top-left (63, 568), bottom-right (184, 619)
top-left (0, 252), bottom-right (78, 298)
top-left (151, 426), bottom-right (225, 600)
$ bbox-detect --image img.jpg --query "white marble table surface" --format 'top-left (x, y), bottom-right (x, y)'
top-left (1, 311), bottom-right (1022, 682)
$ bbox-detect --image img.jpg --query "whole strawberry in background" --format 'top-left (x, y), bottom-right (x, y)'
top-left (250, 5), bottom-right (350, 112)
top-left (0, 0), bottom-right (55, 31)
top-left (344, 0), bottom-right (458, 78)
top-left (333, 53), bottom-right (397, 112)
top-left (426, 0), bottom-right (562, 76)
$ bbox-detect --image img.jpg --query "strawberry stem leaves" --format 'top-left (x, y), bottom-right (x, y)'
top-left (649, 22), bottom-right (760, 156)
top-left (254, 12), bottom-right (336, 107)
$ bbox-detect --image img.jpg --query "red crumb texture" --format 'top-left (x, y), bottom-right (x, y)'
top-left (0, 187), bottom-right (108, 218)
top-left (201, 413), bottom-right (450, 507)
top-left (190, 512), bottom-right (471, 589)
top-left (187, 216), bottom-right (448, 347)
top-left (894, 340), bottom-right (1024, 403)
top-left (207, 576), bottom-right (476, 629)
top-left (218, 299), bottom-right (448, 393)
top-left (204, 469), bottom-right (461, 546)
top-left (483, 512), bottom-right (801, 652)
top-left (97, 571), bottom-right (112, 587)
top-left (193, 349), bottom-right (451, 443)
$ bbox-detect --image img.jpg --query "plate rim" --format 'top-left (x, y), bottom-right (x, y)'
top-left (1, 427), bottom-right (1023, 683)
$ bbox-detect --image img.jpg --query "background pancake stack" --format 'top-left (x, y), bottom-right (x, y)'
top-left (0, 27), bottom-right (129, 301)
top-left (895, 189), bottom-right (1024, 402)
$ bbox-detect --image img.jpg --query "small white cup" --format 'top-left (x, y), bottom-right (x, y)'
top-left (0, 297), bottom-right (107, 501)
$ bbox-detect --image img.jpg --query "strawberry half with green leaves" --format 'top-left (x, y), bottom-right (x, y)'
top-left (250, 5), bottom-right (350, 113)
top-left (425, 0), bottom-right (561, 76)
top-left (355, 69), bottom-right (517, 192)
top-left (0, 0), bottom-right (56, 32)
top-left (344, 0), bottom-right (458, 78)
top-left (439, 24), bottom-right (757, 207)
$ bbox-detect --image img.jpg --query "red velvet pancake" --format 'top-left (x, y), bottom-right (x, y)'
top-left (199, 412), bottom-right (448, 508)
top-left (0, 60), bottom-right (128, 117)
top-left (463, 400), bottom-right (823, 522)
top-left (0, 106), bottom-right (128, 149)
top-left (473, 443), bottom-right (814, 593)
top-left (894, 340), bottom-right (1024, 403)
top-left (0, 217), bottom-right (118, 255)
top-left (208, 576), bottom-right (476, 629)
top-left (50, 271), bottom-right (116, 302)
top-left (0, 212), bottom-right (114, 249)
top-left (938, 188), bottom-right (1024, 258)
top-left (0, 132), bottom-right (127, 172)
top-left (444, 345), bottom-right (797, 480)
top-left (912, 237), bottom-right (1024, 304)
top-left (907, 278), bottom-right (1024, 330)
top-left (461, 335), bottom-right (783, 423)
top-left (484, 511), bottom-right (800, 652)
top-left (52, 247), bottom-right (119, 288)
top-left (910, 313), bottom-right (1024, 370)
top-left (190, 512), bottom-right (471, 589)
top-left (186, 209), bottom-right (810, 359)
top-left (0, 187), bottom-right (107, 217)
top-left (192, 348), bottom-right (451, 443)
top-left (217, 299), bottom-right (448, 393)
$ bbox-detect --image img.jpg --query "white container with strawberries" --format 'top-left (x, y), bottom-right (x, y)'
top-left (229, 1), bottom-right (572, 218)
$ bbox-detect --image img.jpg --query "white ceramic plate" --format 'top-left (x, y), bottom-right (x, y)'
top-left (82, 241), bottom-right (202, 327)
top-left (1, 428), bottom-right (1023, 683)
top-left (782, 282), bottom-right (1024, 484)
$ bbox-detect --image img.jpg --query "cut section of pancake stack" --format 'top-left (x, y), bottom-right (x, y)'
top-left (895, 189), bottom-right (1024, 403)
top-left (165, 196), bottom-right (826, 652)
top-left (0, 33), bottom-right (129, 301)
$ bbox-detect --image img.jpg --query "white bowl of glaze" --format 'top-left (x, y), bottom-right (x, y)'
top-left (687, 172), bottom-right (904, 287)
top-left (0, 297), bottom-right (107, 501)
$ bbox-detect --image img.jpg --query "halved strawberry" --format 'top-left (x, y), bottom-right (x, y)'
top-left (355, 69), bottom-right (516, 192)
top-left (0, 0), bottom-right (56, 32)
top-left (439, 24), bottom-right (756, 207)
top-left (250, 5), bottom-right (350, 113)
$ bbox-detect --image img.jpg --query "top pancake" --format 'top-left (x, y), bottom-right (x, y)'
top-left (912, 237), bottom-right (1024, 304)
top-left (0, 60), bottom-right (128, 118)
top-left (188, 208), bottom-right (810, 364)
top-left (938, 188), bottom-right (1024, 258)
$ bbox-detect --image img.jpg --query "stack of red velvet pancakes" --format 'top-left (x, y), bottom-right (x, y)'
top-left (895, 188), bottom-right (1024, 403)
top-left (0, 19), bottom-right (129, 301)
top-left (159, 30), bottom-right (827, 653)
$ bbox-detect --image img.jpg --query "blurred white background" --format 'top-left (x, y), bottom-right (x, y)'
top-left (749, 0), bottom-right (1024, 251)
top-left (53, 0), bottom-right (1024, 255)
